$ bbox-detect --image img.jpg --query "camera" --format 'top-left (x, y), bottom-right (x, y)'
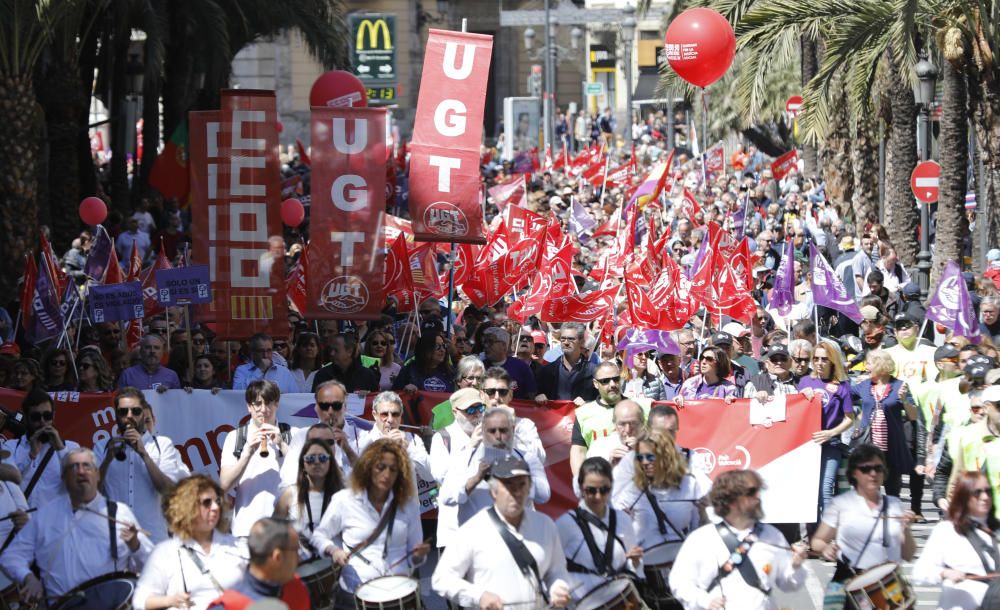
top-left (0, 406), bottom-right (26, 437)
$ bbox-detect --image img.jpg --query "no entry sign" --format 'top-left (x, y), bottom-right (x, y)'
top-left (910, 160), bottom-right (940, 203)
top-left (785, 95), bottom-right (803, 117)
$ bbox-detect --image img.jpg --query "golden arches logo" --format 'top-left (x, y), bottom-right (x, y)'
top-left (356, 19), bottom-right (392, 51)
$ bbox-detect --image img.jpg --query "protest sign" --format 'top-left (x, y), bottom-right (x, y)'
top-left (89, 281), bottom-right (144, 322)
top-left (156, 265), bottom-right (211, 305)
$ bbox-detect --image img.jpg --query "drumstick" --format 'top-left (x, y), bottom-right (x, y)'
top-left (178, 548), bottom-right (188, 594)
top-left (965, 572), bottom-right (1000, 581)
top-left (0, 507), bottom-right (36, 521)
top-left (386, 536), bottom-right (435, 571)
top-left (80, 506), bottom-right (152, 537)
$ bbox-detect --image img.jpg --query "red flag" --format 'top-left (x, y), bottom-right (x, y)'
top-left (680, 188), bottom-right (703, 225)
top-left (409, 242), bottom-right (444, 300)
top-left (488, 175), bottom-right (527, 212)
top-left (591, 208), bottom-right (622, 239)
top-left (462, 221), bottom-right (545, 308)
top-left (149, 119), bottom-right (189, 201)
top-left (126, 242), bottom-right (142, 281)
top-left (510, 238), bottom-right (575, 323)
top-left (39, 232), bottom-right (66, 299)
top-left (20, 256), bottom-right (37, 330)
top-left (285, 245), bottom-right (308, 315)
top-left (705, 143), bottom-right (725, 173)
top-left (710, 234), bottom-right (756, 323)
top-left (771, 149), bottom-right (799, 180)
top-left (648, 149), bottom-right (676, 204)
top-left (540, 287), bottom-right (618, 322)
top-left (103, 246), bottom-right (124, 285)
top-left (544, 145), bottom-right (553, 171)
top-left (435, 242), bottom-right (479, 289)
top-left (384, 236), bottom-right (416, 310)
top-left (597, 160), bottom-right (635, 188)
top-left (295, 139), bottom-right (311, 167)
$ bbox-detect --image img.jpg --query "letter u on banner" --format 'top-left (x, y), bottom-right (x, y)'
top-left (306, 107), bottom-right (387, 320)
top-left (409, 29), bottom-right (493, 244)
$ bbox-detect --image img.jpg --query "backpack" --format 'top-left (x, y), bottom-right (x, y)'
top-left (232, 422), bottom-right (292, 459)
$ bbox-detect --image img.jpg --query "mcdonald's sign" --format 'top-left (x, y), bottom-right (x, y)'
top-left (350, 14), bottom-right (396, 86)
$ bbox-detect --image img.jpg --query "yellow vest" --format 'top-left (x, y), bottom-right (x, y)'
top-left (575, 399), bottom-right (651, 447)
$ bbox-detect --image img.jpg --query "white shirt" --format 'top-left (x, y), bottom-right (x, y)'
top-left (432, 506), bottom-right (570, 609)
top-left (284, 485), bottom-right (332, 559)
top-left (555, 502), bottom-right (641, 600)
top-left (614, 475), bottom-right (708, 557)
top-left (912, 520), bottom-right (994, 610)
top-left (429, 421), bottom-right (475, 549)
top-left (357, 426), bottom-right (431, 475)
top-left (278, 426), bottom-right (352, 492)
top-left (132, 532), bottom-right (247, 610)
top-left (0, 479), bottom-right (28, 544)
top-left (11, 437), bottom-right (80, 508)
top-left (220, 423), bottom-right (285, 537)
top-left (821, 490), bottom-right (905, 570)
top-left (93, 431), bottom-right (190, 542)
top-left (0, 494), bottom-right (152, 597)
top-left (668, 521), bottom-right (806, 610)
top-left (438, 443), bottom-right (551, 526)
top-left (310, 488), bottom-right (423, 593)
top-left (290, 368), bottom-right (317, 393)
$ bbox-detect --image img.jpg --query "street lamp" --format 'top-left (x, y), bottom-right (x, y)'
top-left (621, 4), bottom-right (636, 149)
top-left (524, 27), bottom-right (536, 50)
top-left (571, 26), bottom-right (583, 50)
top-left (914, 52), bottom-right (938, 300)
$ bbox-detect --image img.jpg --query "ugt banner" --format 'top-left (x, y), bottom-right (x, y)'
top-left (408, 29), bottom-right (493, 244)
top-left (305, 107), bottom-right (387, 320)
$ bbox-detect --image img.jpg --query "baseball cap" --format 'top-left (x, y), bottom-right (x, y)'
top-left (892, 312), bottom-right (919, 328)
top-left (860, 306), bottom-right (881, 322)
top-left (902, 283), bottom-right (920, 297)
top-left (491, 455), bottom-right (531, 479)
top-left (764, 344), bottom-right (790, 359)
top-left (450, 388), bottom-right (485, 413)
top-left (531, 331), bottom-right (547, 346)
top-left (987, 248), bottom-right (1000, 263)
top-left (934, 344), bottom-right (960, 362)
top-left (722, 322), bottom-right (750, 338)
top-left (711, 332), bottom-right (733, 347)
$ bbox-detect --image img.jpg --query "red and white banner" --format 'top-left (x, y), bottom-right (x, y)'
top-left (409, 30), bottom-right (493, 244)
top-left (188, 92), bottom-right (289, 339)
top-left (488, 175), bottom-right (527, 212)
top-left (305, 107), bottom-right (387, 320)
top-left (705, 143), bottom-right (725, 173)
top-left (540, 287), bottom-right (618, 322)
top-left (770, 149), bottom-right (800, 180)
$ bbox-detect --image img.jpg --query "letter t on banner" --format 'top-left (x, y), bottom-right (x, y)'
top-left (408, 29), bottom-right (493, 244)
top-left (305, 107), bottom-right (387, 320)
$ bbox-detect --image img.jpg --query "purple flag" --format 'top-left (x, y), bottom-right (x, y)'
top-left (569, 197), bottom-right (596, 237)
top-left (927, 261), bottom-right (981, 341)
top-left (769, 239), bottom-right (796, 315)
top-left (809, 244), bottom-right (863, 323)
top-left (616, 328), bottom-right (681, 368)
top-left (730, 206), bottom-right (746, 238)
top-left (29, 255), bottom-right (64, 342)
top-left (59, 284), bottom-right (84, 322)
top-left (84, 225), bottom-right (113, 282)
top-left (686, 230), bottom-right (710, 280)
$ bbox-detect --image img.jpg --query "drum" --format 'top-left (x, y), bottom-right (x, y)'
top-left (844, 563), bottom-right (916, 610)
top-left (297, 557), bottom-right (339, 610)
top-left (641, 540), bottom-right (682, 607)
top-left (577, 577), bottom-right (648, 610)
top-left (354, 576), bottom-right (422, 610)
top-left (49, 571), bottom-right (137, 610)
top-left (0, 572), bottom-right (19, 610)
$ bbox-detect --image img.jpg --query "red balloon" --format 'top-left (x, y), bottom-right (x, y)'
top-left (281, 198), bottom-right (305, 227)
top-left (664, 8), bottom-right (736, 88)
top-left (79, 196), bottom-right (107, 225)
top-left (276, 120), bottom-right (284, 134)
top-left (309, 70), bottom-right (368, 108)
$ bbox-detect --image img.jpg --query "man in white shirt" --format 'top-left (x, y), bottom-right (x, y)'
top-left (94, 387), bottom-right (190, 542)
top-left (220, 380), bottom-right (290, 537)
top-left (357, 391), bottom-right (431, 475)
top-left (0, 446), bottom-right (29, 549)
top-left (586, 399), bottom-right (644, 465)
top-left (232, 333), bottom-right (299, 394)
top-left (669, 469), bottom-right (808, 610)
top-left (11, 390), bottom-right (80, 508)
top-left (439, 407), bottom-right (550, 526)
top-left (1, 447), bottom-right (152, 603)
top-left (280, 380), bottom-right (359, 490)
top-left (433, 454), bottom-right (572, 609)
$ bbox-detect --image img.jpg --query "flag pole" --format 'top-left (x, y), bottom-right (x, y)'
top-left (446, 243), bottom-right (456, 334)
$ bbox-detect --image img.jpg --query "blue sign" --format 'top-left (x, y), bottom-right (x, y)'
top-left (90, 282), bottom-right (144, 322)
top-left (156, 265), bottom-right (211, 305)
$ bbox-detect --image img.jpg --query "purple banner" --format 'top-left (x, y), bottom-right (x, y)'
top-left (569, 197), bottom-right (596, 237)
top-left (809, 244), bottom-right (863, 323)
top-left (769, 239), bottom-right (796, 315)
top-left (83, 225), bottom-right (113, 283)
top-left (89, 281), bottom-right (144, 323)
top-left (927, 261), bottom-right (981, 341)
top-left (29, 256), bottom-right (64, 342)
top-left (156, 265), bottom-right (211, 305)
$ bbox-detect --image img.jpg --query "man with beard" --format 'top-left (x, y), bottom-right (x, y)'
top-left (11, 390), bottom-right (80, 508)
top-left (851, 306), bottom-right (890, 370)
top-left (669, 469), bottom-right (808, 610)
top-left (117, 334), bottom-right (181, 392)
top-left (536, 322), bottom-right (597, 403)
top-left (569, 361), bottom-right (632, 479)
top-left (439, 407), bottom-right (550, 526)
top-left (94, 387), bottom-right (189, 542)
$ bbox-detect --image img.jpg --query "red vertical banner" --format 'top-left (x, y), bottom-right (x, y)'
top-left (189, 110), bottom-right (221, 323)
top-left (305, 107), bottom-right (387, 320)
top-left (408, 30), bottom-right (493, 244)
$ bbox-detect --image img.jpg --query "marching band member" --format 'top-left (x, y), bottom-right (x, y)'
top-left (669, 469), bottom-right (808, 610)
top-left (556, 457), bottom-right (642, 602)
top-left (357, 391), bottom-right (431, 475)
top-left (274, 438), bottom-right (344, 559)
top-left (133, 475), bottom-right (246, 610)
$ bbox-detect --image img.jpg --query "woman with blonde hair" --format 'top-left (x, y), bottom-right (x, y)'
top-left (133, 474), bottom-right (246, 609)
top-left (73, 348), bottom-right (115, 392)
top-left (363, 329), bottom-right (400, 391)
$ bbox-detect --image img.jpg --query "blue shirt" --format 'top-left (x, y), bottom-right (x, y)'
top-left (232, 362), bottom-right (299, 394)
top-left (118, 365), bottom-right (181, 390)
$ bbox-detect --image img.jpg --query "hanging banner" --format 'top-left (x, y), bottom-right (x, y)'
top-left (408, 29), bottom-right (493, 244)
top-left (305, 107), bottom-right (387, 320)
top-left (189, 110), bottom-right (220, 324)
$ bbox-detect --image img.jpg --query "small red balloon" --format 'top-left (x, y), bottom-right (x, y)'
top-left (276, 120), bottom-right (284, 134)
top-left (309, 70), bottom-right (368, 108)
top-left (79, 196), bottom-right (108, 225)
top-left (281, 198), bottom-right (305, 227)
top-left (664, 8), bottom-right (736, 88)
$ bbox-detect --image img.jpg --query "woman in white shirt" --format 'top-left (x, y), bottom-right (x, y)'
top-left (613, 431), bottom-right (709, 609)
top-left (913, 470), bottom-right (999, 610)
top-left (133, 475), bottom-right (246, 610)
top-left (311, 438), bottom-right (431, 603)
top-left (274, 438), bottom-right (344, 559)
top-left (364, 330), bottom-right (401, 391)
top-left (557, 457), bottom-right (643, 603)
top-left (289, 332), bottom-right (322, 393)
top-left (811, 443), bottom-right (916, 586)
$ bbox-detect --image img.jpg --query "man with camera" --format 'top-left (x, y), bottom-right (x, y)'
top-left (93, 387), bottom-right (189, 542)
top-left (9, 390), bottom-right (80, 508)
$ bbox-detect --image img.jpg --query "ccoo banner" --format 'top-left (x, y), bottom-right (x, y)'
top-left (305, 107), bottom-right (387, 320)
top-left (408, 29), bottom-right (492, 244)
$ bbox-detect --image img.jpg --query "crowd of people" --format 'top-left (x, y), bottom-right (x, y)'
top-left (0, 124), bottom-right (1000, 610)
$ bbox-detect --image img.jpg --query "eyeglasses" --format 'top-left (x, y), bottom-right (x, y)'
top-left (973, 487), bottom-right (992, 498)
top-left (635, 453), bottom-right (656, 463)
top-left (434, 343), bottom-right (447, 351)
top-left (461, 375), bottom-right (483, 383)
top-left (200, 497), bottom-right (221, 508)
top-left (249, 401), bottom-right (277, 410)
top-left (304, 454), bottom-right (331, 465)
top-left (369, 341), bottom-right (388, 347)
top-left (378, 411), bottom-right (402, 418)
top-left (316, 401), bottom-right (344, 412)
top-left (485, 427), bottom-right (511, 435)
top-left (116, 407), bottom-right (144, 417)
top-left (456, 337), bottom-right (471, 344)
top-left (484, 387), bottom-right (510, 397)
top-left (743, 487), bottom-right (761, 497)
top-left (29, 411), bottom-right (54, 423)
top-left (462, 404), bottom-right (486, 416)
top-left (856, 463), bottom-right (885, 475)
top-left (596, 377), bottom-right (620, 385)
top-left (792, 357), bottom-right (811, 364)
top-left (583, 485), bottom-right (612, 496)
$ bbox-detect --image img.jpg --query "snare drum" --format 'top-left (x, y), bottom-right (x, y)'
top-left (844, 562), bottom-right (916, 610)
top-left (354, 575), bottom-right (422, 610)
top-left (641, 540), bottom-right (682, 607)
top-left (49, 571), bottom-right (137, 610)
top-left (577, 577), bottom-right (649, 610)
top-left (297, 557), bottom-right (339, 609)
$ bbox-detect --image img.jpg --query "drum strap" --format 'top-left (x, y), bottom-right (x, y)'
top-left (845, 496), bottom-right (888, 571)
top-left (346, 499), bottom-right (398, 566)
top-left (108, 499), bottom-right (118, 569)
top-left (644, 489), bottom-right (687, 540)
top-left (964, 526), bottom-right (1000, 575)
top-left (712, 522), bottom-right (769, 595)
top-left (183, 545), bottom-right (225, 592)
top-left (23, 446), bottom-right (55, 500)
top-left (487, 507), bottom-right (549, 605)
top-left (572, 508), bottom-right (620, 575)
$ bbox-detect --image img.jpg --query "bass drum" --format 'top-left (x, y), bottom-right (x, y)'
top-left (576, 577), bottom-right (649, 610)
top-left (49, 571), bottom-right (137, 610)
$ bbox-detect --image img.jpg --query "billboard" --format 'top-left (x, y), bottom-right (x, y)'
top-left (350, 14), bottom-right (396, 87)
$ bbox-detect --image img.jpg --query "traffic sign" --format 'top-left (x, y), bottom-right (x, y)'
top-left (910, 160), bottom-right (940, 203)
top-left (785, 95), bottom-right (803, 117)
top-left (584, 82), bottom-right (604, 96)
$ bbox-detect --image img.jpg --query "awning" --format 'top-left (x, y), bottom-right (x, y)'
top-left (632, 71), bottom-right (662, 105)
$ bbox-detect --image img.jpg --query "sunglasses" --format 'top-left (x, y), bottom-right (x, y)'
top-left (200, 497), bottom-right (221, 508)
top-left (29, 411), bottom-right (54, 423)
top-left (484, 387), bottom-right (510, 397)
top-left (485, 427), bottom-right (510, 435)
top-left (856, 463), bottom-right (885, 475)
top-left (635, 453), bottom-right (657, 463)
top-left (768, 356), bottom-right (788, 363)
top-left (973, 487), bottom-right (992, 498)
top-left (744, 486), bottom-right (760, 497)
top-left (316, 401), bottom-right (344, 412)
top-left (78, 363), bottom-right (94, 371)
top-left (583, 485), bottom-right (612, 496)
top-left (434, 344), bottom-right (447, 351)
top-left (369, 341), bottom-right (388, 347)
top-left (117, 407), bottom-right (144, 417)
top-left (792, 357), bottom-right (811, 364)
top-left (699, 355), bottom-right (717, 363)
top-left (462, 404), bottom-right (486, 416)
top-left (51, 361), bottom-right (67, 367)
top-left (596, 377), bottom-right (620, 385)
top-left (378, 411), bottom-right (402, 418)
top-left (304, 454), bottom-right (331, 465)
